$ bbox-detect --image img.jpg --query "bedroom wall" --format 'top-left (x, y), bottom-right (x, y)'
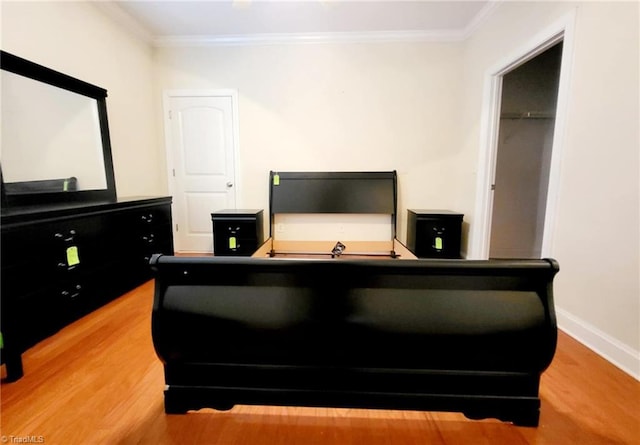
top-left (155, 41), bottom-right (464, 242)
top-left (3, 1), bottom-right (637, 378)
top-left (460, 1), bottom-right (639, 377)
top-left (0, 1), bottom-right (163, 197)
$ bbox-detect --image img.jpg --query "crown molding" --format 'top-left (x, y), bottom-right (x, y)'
top-left (95, 1), bottom-right (500, 48)
top-left (92, 1), bottom-right (154, 45)
top-left (462, 0), bottom-right (501, 40)
top-left (154, 29), bottom-right (469, 47)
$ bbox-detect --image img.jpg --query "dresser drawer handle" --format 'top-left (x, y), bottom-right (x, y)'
top-left (58, 262), bottom-right (78, 270)
top-left (61, 285), bottom-right (82, 299)
top-left (142, 234), bottom-right (155, 244)
top-left (54, 229), bottom-right (76, 242)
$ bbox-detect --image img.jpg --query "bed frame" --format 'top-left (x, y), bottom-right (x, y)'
top-left (150, 171), bottom-right (559, 427)
top-left (267, 171), bottom-right (400, 257)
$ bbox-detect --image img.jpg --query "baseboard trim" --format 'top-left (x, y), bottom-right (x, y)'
top-left (556, 308), bottom-right (640, 380)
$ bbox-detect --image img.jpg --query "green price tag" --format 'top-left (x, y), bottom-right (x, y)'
top-left (229, 237), bottom-right (237, 249)
top-left (435, 237), bottom-right (443, 250)
top-left (273, 174), bottom-right (280, 186)
top-left (67, 246), bottom-right (80, 266)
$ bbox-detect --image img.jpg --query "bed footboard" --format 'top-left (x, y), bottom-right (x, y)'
top-left (150, 255), bottom-right (559, 426)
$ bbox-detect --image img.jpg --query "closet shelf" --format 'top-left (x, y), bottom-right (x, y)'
top-left (501, 111), bottom-right (555, 119)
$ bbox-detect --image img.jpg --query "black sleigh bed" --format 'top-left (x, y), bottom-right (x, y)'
top-left (150, 171), bottom-right (559, 427)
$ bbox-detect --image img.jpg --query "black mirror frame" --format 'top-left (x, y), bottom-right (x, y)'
top-left (0, 50), bottom-right (117, 208)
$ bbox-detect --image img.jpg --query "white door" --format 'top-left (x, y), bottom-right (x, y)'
top-left (165, 92), bottom-right (238, 253)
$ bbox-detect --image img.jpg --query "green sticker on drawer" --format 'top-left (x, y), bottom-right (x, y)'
top-left (273, 174), bottom-right (280, 186)
top-left (67, 246), bottom-right (80, 266)
top-left (229, 237), bottom-right (237, 249)
top-left (435, 237), bottom-right (443, 250)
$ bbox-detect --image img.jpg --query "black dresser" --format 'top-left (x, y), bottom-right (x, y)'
top-left (0, 197), bottom-right (174, 381)
top-left (407, 209), bottom-right (464, 259)
top-left (211, 209), bottom-right (264, 256)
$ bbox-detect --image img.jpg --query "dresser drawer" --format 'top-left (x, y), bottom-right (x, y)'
top-left (0, 197), bottom-right (174, 381)
top-left (135, 205), bottom-right (172, 227)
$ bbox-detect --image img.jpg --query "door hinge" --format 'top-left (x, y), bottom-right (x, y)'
top-left (491, 184), bottom-right (496, 191)
top-left (172, 168), bottom-right (176, 177)
top-left (175, 224), bottom-right (179, 232)
top-left (169, 110), bottom-right (172, 119)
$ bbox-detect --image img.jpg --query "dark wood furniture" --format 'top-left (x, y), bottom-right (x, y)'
top-left (267, 171), bottom-right (400, 257)
top-left (211, 209), bottom-right (264, 256)
top-left (269, 170), bottom-right (397, 234)
top-left (1, 197), bottom-right (174, 381)
top-left (0, 52), bottom-right (176, 382)
top-left (151, 255), bottom-right (559, 427)
top-left (151, 172), bottom-right (559, 426)
top-left (407, 209), bottom-right (464, 259)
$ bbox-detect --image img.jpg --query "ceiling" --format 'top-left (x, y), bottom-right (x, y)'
top-left (101, 1), bottom-right (495, 45)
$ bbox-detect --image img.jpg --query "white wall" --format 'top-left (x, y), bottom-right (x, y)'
top-left (3, 0), bottom-right (637, 377)
top-left (0, 1), bottom-right (163, 197)
top-left (156, 42), bottom-right (464, 242)
top-left (461, 1), bottom-right (639, 376)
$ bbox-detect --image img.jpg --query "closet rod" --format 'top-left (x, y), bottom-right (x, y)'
top-left (501, 111), bottom-right (555, 119)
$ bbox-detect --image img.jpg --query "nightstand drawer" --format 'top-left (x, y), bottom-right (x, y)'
top-left (407, 209), bottom-right (463, 259)
top-left (211, 209), bottom-right (264, 256)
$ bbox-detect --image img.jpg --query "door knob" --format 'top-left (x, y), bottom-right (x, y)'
top-left (226, 182), bottom-right (234, 188)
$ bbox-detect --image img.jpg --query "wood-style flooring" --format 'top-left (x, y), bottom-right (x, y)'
top-left (1, 280), bottom-right (638, 444)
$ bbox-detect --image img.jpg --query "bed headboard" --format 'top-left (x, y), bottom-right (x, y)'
top-left (268, 171), bottom-right (397, 237)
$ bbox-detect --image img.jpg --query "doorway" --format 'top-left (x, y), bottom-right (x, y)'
top-left (164, 90), bottom-right (239, 253)
top-left (489, 43), bottom-right (563, 258)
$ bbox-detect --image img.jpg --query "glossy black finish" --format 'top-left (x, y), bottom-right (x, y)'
top-left (0, 50), bottom-right (117, 207)
top-left (211, 210), bottom-right (264, 256)
top-left (269, 171), bottom-right (397, 237)
top-left (151, 255), bottom-right (559, 426)
top-left (407, 210), bottom-right (464, 259)
top-left (1, 197), bottom-right (174, 381)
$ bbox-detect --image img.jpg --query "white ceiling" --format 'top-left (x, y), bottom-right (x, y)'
top-left (102, 1), bottom-right (496, 45)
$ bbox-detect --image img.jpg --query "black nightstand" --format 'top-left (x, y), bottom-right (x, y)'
top-left (407, 209), bottom-right (463, 259)
top-left (211, 209), bottom-right (264, 256)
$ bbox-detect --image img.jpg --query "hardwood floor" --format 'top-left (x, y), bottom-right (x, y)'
top-left (1, 280), bottom-right (638, 444)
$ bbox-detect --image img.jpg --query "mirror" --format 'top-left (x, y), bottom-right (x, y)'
top-left (0, 50), bottom-right (116, 207)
